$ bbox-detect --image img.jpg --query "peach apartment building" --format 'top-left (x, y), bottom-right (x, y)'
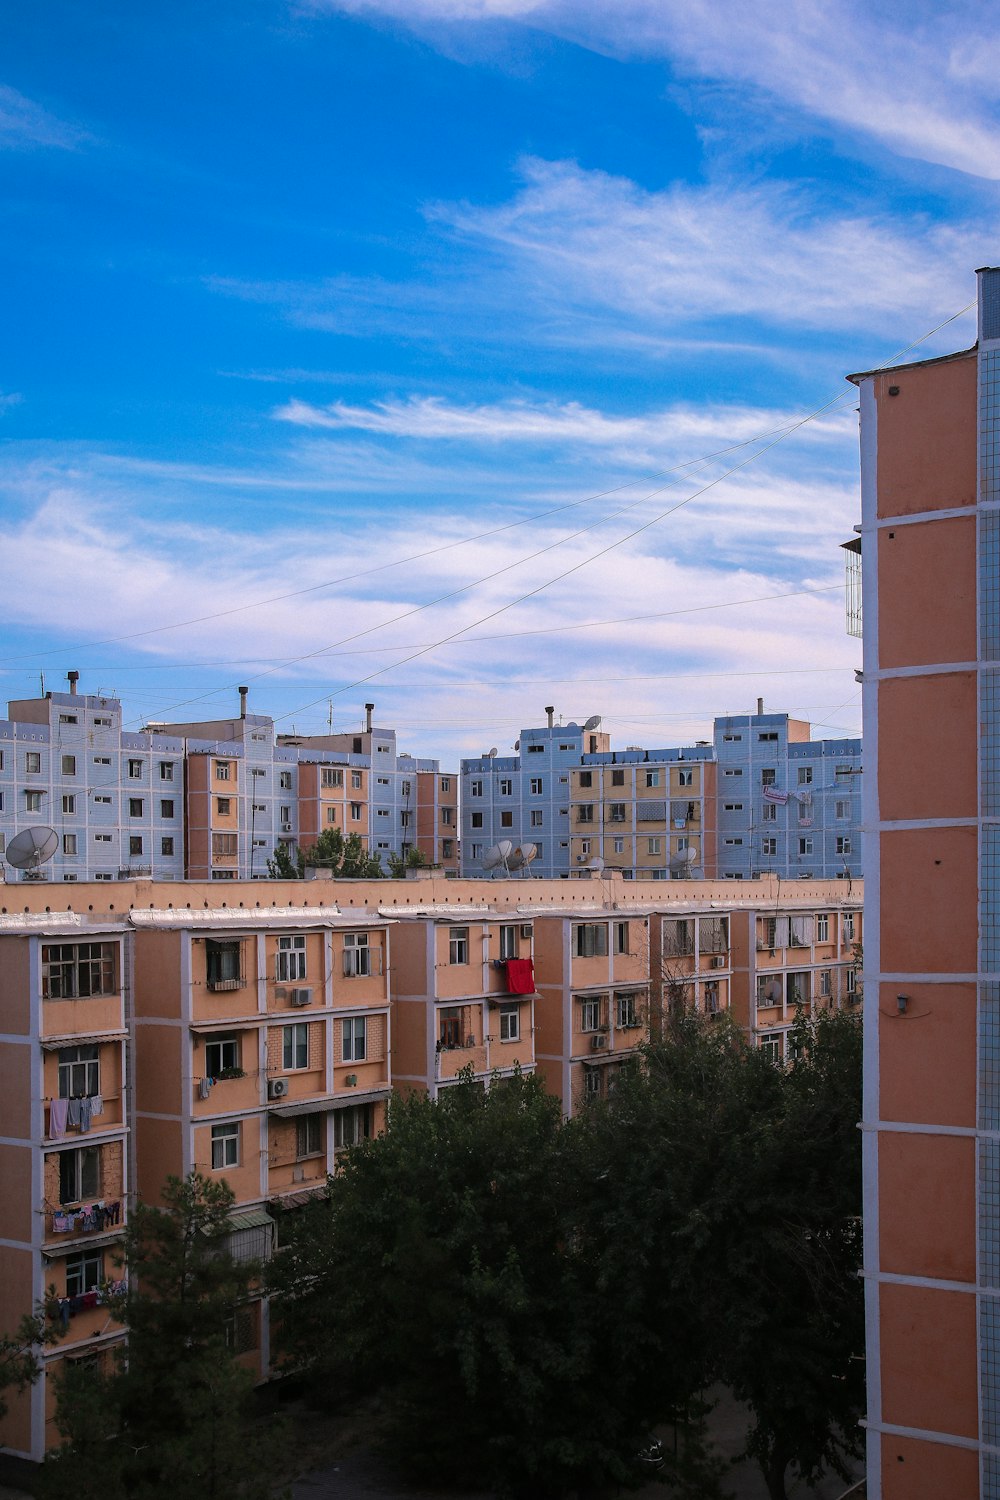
top-left (849, 266), bottom-right (1000, 1499)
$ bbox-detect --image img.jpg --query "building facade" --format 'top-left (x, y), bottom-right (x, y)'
top-left (853, 268), bottom-right (1000, 1498)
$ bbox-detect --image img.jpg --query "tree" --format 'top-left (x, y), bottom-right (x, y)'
top-left (302, 826), bottom-right (383, 878)
top-left (270, 1071), bottom-right (675, 1498)
top-left (266, 841), bottom-right (303, 879)
top-left (0, 1312), bottom-right (51, 1420)
top-left (45, 1172), bottom-right (282, 1500)
top-left (386, 846), bottom-right (427, 879)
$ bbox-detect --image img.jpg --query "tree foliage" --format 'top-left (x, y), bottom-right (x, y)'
top-left (265, 828), bottom-right (384, 879)
top-left (386, 846), bottom-right (427, 878)
top-left (45, 1172), bottom-right (282, 1500)
top-left (0, 1311), bottom-right (51, 1420)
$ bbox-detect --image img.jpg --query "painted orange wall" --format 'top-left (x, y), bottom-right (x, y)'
top-left (878, 981), bottom-right (976, 1129)
top-left (877, 1132), bottom-right (975, 1282)
top-left (879, 826), bottom-right (978, 974)
top-left (877, 517), bottom-right (977, 669)
top-left (873, 355), bottom-right (977, 516)
top-left (880, 1434), bottom-right (979, 1500)
top-left (877, 672), bottom-right (977, 821)
top-left (879, 1283), bottom-right (978, 1439)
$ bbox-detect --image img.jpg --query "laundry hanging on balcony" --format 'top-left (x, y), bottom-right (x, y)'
top-left (505, 958), bottom-right (535, 995)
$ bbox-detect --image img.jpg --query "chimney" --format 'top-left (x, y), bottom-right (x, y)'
top-left (756, 697), bottom-right (764, 717)
top-left (238, 685), bottom-right (249, 719)
top-left (67, 671), bottom-right (79, 696)
top-left (545, 705), bottom-right (554, 728)
top-left (365, 702), bottom-right (375, 733)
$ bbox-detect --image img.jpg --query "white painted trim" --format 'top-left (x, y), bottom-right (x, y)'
top-left (861, 1269), bottom-right (979, 1294)
top-left (872, 662), bottom-right (979, 678)
top-left (878, 817), bottom-right (978, 830)
top-left (870, 504), bottom-right (979, 527)
top-left (864, 1419), bottom-right (981, 1452)
top-left (859, 1120), bottom-right (978, 1137)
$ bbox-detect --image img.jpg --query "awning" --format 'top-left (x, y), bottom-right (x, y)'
top-left (268, 1086), bottom-right (390, 1119)
top-left (227, 1207), bottom-right (274, 1233)
top-left (43, 1227), bottom-right (125, 1254)
top-left (41, 1031), bottom-right (128, 1050)
top-left (189, 1018), bottom-right (261, 1034)
top-left (270, 1184), bottom-right (330, 1211)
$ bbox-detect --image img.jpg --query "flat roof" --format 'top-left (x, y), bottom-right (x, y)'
top-left (846, 342), bottom-right (976, 384)
top-left (128, 907), bottom-right (389, 931)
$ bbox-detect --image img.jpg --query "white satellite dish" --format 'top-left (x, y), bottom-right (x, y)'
top-left (514, 740), bottom-right (520, 751)
top-left (669, 847), bottom-right (698, 877)
top-left (586, 856), bottom-right (605, 872)
top-left (506, 844), bottom-right (538, 875)
top-left (584, 715), bottom-right (601, 731)
top-left (481, 840), bottom-right (514, 876)
top-left (518, 843), bottom-right (538, 869)
top-left (488, 747), bottom-right (498, 758)
top-left (6, 826), bottom-right (59, 881)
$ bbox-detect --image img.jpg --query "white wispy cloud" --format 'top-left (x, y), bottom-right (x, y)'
top-left (306, 0), bottom-right (1000, 179)
top-left (0, 84), bottom-right (90, 151)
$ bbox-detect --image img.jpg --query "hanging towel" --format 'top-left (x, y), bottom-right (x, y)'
top-left (77, 1096), bottom-right (93, 1133)
top-left (48, 1098), bottom-right (69, 1138)
top-left (505, 958), bottom-right (535, 995)
top-left (198, 1077), bottom-right (213, 1100)
top-left (91, 1094), bottom-right (104, 1116)
top-left (52, 1212), bottom-right (70, 1233)
top-left (66, 1098), bottom-right (82, 1128)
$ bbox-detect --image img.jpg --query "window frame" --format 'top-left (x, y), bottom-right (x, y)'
top-left (282, 1023), bottom-right (309, 1071)
top-left (211, 1121), bottom-right (240, 1170)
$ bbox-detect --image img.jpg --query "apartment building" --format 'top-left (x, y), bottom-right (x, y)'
top-left (0, 688), bottom-right (455, 883)
top-left (568, 747), bottom-right (717, 878)
top-left (0, 913), bottom-right (130, 1460)
top-left (851, 268), bottom-right (999, 1499)
top-left (461, 709), bottom-right (861, 882)
top-left (732, 902), bottom-right (861, 1060)
top-left (389, 907), bottom-right (537, 1097)
top-left (714, 710), bottom-right (863, 881)
top-left (656, 907), bottom-right (732, 1021)
top-left (532, 908), bottom-right (653, 1114)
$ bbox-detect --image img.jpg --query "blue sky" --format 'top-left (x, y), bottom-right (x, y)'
top-left (2, 0), bottom-right (996, 763)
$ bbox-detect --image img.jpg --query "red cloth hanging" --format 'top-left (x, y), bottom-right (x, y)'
top-left (505, 958), bottom-right (535, 995)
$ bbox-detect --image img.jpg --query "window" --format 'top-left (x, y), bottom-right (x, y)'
top-left (581, 997), bottom-right (602, 1031)
top-left (62, 834), bottom-right (78, 856)
top-left (761, 768), bottom-right (776, 787)
top-left (762, 837), bottom-right (777, 856)
top-left (94, 794), bottom-right (111, 805)
top-left (500, 811), bottom-right (513, 828)
top-left (724, 768), bottom-right (742, 778)
top-left (282, 1023), bottom-right (309, 1070)
top-left (835, 799), bottom-right (850, 819)
top-left (836, 836), bottom-right (852, 855)
top-left (762, 803), bottom-right (777, 822)
top-left (58, 1045), bottom-right (100, 1099)
top-left (280, 772), bottom-right (293, 790)
top-left (470, 779), bottom-right (483, 797)
top-left (799, 838), bottom-right (813, 856)
top-left (396, 811), bottom-right (407, 825)
top-left (819, 970), bottom-right (831, 997)
top-left (449, 927), bottom-right (469, 965)
top-left (326, 806), bottom-right (337, 825)
top-left (441, 778), bottom-right (451, 792)
top-left (470, 812), bottom-right (484, 829)
top-left (321, 768), bottom-right (343, 788)
top-left (217, 797), bottom-right (231, 816)
top-left (580, 839), bottom-right (592, 855)
top-left (206, 940), bottom-right (243, 990)
top-left (59, 713), bottom-right (78, 725)
top-left (647, 838), bottom-right (661, 855)
top-left (723, 803), bottom-right (743, 813)
top-left (529, 777), bottom-right (543, 795)
top-left (95, 833), bottom-right (112, 843)
top-left (276, 934), bottom-right (307, 982)
top-left (25, 752), bottom-right (41, 773)
top-left (94, 755), bottom-right (111, 766)
top-left (615, 992), bottom-right (638, 1028)
top-left (611, 768), bottom-right (625, 787)
top-left (530, 810), bottom-right (543, 827)
top-left (343, 932), bottom-right (371, 977)
top-left (342, 1016), bottom-right (367, 1062)
top-left (579, 771), bottom-right (593, 788)
top-left (574, 923), bottom-right (608, 958)
top-left (470, 843), bottom-right (482, 859)
top-left (613, 837), bottom-right (624, 854)
top-left (350, 803), bottom-right (362, 821)
top-left (441, 808), bottom-right (453, 825)
top-left (401, 780), bottom-right (411, 797)
top-left (760, 1036), bottom-right (783, 1064)
top-left (159, 762), bottom-right (174, 781)
top-left (608, 803), bottom-right (626, 823)
top-left (334, 1104), bottom-right (373, 1148)
top-left (759, 731), bottom-right (779, 743)
top-left (613, 921), bottom-right (629, 955)
top-left (498, 778), bottom-right (513, 796)
top-left (816, 914), bottom-right (830, 942)
top-left (66, 1248), bottom-right (104, 1298)
top-left (351, 770), bottom-right (362, 789)
top-left (214, 761), bottom-right (231, 780)
top-left (60, 1147), bottom-right (101, 1205)
top-left (25, 791), bottom-right (43, 812)
top-left (499, 925), bottom-right (518, 960)
top-left (61, 754), bottom-right (76, 776)
top-left (60, 795), bottom-right (75, 816)
top-left (205, 1035), bottom-right (239, 1076)
top-left (645, 770), bottom-right (660, 787)
top-left (211, 1122), bottom-right (239, 1170)
top-left (42, 943), bottom-right (116, 999)
top-left (844, 913), bottom-right (856, 940)
top-left (442, 838), bottom-right (454, 858)
top-left (297, 1115), bottom-right (323, 1158)
top-left (93, 716), bottom-right (112, 728)
top-left (724, 837), bottom-right (744, 846)
top-left (212, 833), bottom-right (238, 858)
top-left (798, 766), bottom-right (813, 785)
top-left (526, 744), bottom-right (543, 755)
top-left (577, 805), bottom-right (594, 824)
top-left (677, 769), bottom-right (693, 787)
top-left (499, 1004), bottom-right (520, 1041)
top-left (846, 969), bottom-right (858, 995)
top-left (129, 798), bottom-right (143, 818)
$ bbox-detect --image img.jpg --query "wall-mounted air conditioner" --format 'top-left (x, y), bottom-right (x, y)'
top-left (290, 988), bottom-right (312, 1008)
top-left (591, 1034), bottom-right (607, 1051)
top-left (267, 1078), bottom-right (289, 1100)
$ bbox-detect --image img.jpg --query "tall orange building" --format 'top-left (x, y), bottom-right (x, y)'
top-left (851, 267), bottom-right (1000, 1498)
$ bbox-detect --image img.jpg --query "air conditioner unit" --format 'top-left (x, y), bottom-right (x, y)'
top-left (282, 823), bottom-right (293, 832)
top-left (520, 923), bottom-right (532, 939)
top-left (591, 1033), bottom-right (607, 1051)
top-left (709, 956), bottom-right (726, 969)
top-left (267, 1078), bottom-right (289, 1100)
top-left (290, 988), bottom-right (312, 1008)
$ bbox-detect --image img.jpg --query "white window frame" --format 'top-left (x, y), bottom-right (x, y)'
top-left (282, 1023), bottom-right (309, 1071)
top-left (580, 997), bottom-right (602, 1032)
top-left (342, 1016), bottom-right (367, 1062)
top-left (211, 1121), bottom-right (239, 1170)
top-left (276, 935), bottom-right (307, 983)
top-left (449, 927), bottom-right (469, 965)
top-left (499, 1004), bottom-right (520, 1042)
top-left (344, 932), bottom-right (372, 977)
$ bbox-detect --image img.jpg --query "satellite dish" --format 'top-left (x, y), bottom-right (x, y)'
top-left (514, 740), bottom-right (520, 751)
top-left (669, 847), bottom-right (698, 876)
top-left (586, 856), bottom-right (604, 872)
top-left (518, 844), bottom-right (538, 867)
top-left (481, 840), bottom-right (514, 876)
top-left (488, 747), bottom-right (498, 759)
top-left (584, 715), bottom-right (602, 731)
top-left (766, 979), bottom-right (782, 1005)
top-left (507, 847), bottom-right (524, 870)
top-left (6, 826), bottom-right (59, 880)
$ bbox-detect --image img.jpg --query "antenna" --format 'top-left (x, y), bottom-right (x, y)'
top-left (5, 826), bottom-right (59, 881)
top-left (584, 715), bottom-right (601, 731)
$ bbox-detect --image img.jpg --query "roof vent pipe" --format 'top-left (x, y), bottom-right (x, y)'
top-left (238, 685), bottom-right (249, 719)
top-left (545, 705), bottom-right (554, 728)
top-left (67, 671), bottom-right (79, 696)
top-left (756, 697), bottom-right (764, 717)
top-left (366, 702), bottom-right (375, 733)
